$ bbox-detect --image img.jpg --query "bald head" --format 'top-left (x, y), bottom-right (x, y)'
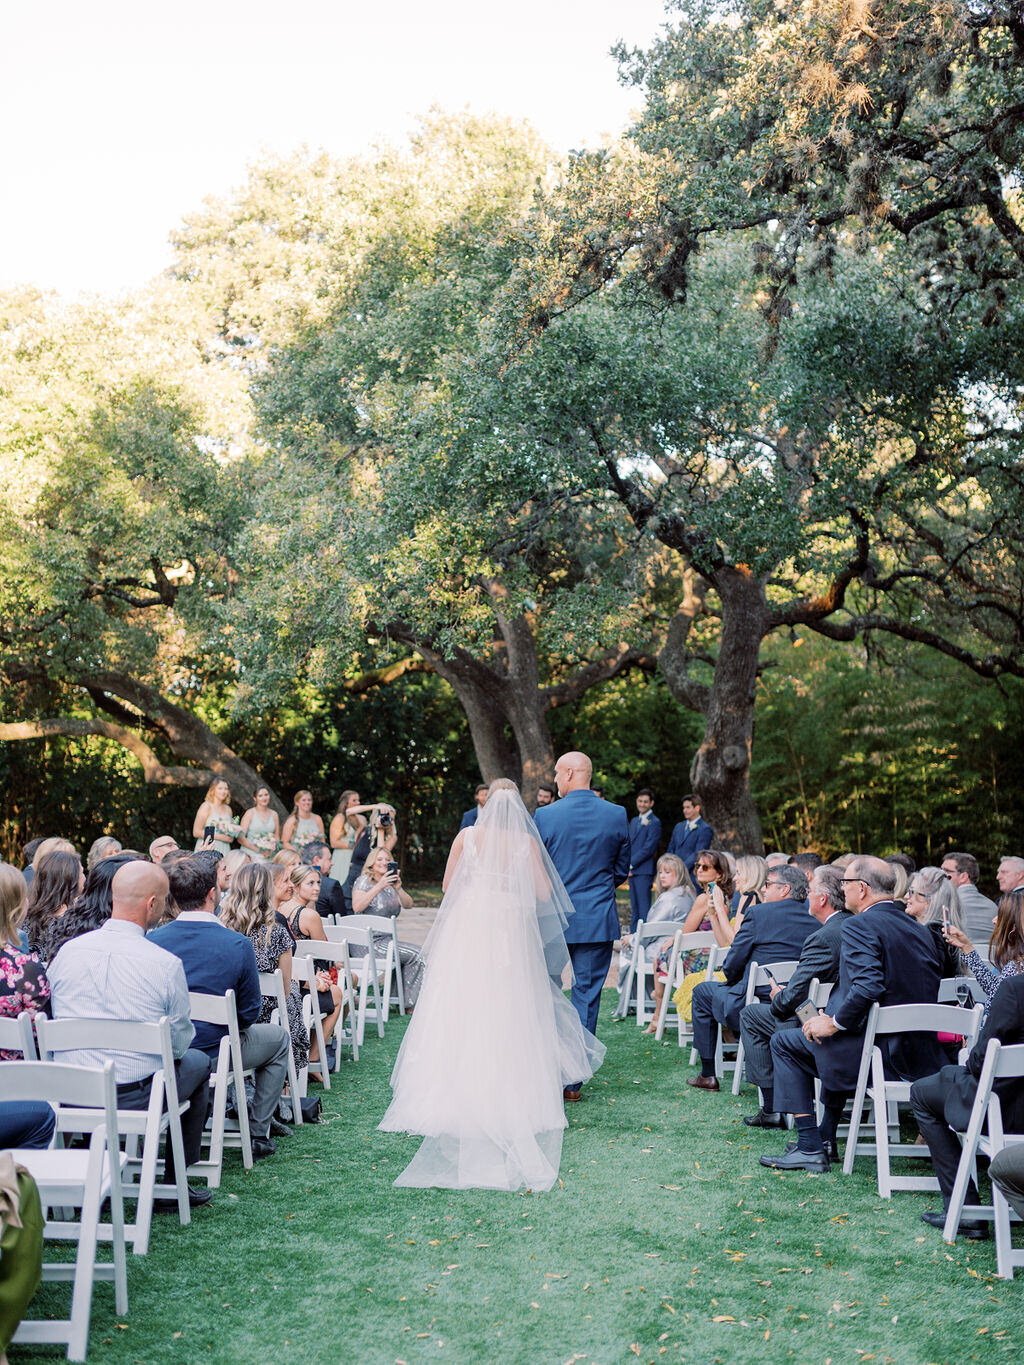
top-left (112, 861), bottom-right (169, 929)
top-left (553, 751), bottom-right (593, 797)
top-left (149, 835), bottom-right (179, 863)
top-left (843, 855), bottom-right (897, 912)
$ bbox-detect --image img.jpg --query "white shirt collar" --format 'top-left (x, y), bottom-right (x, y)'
top-left (102, 919), bottom-right (145, 937)
top-left (175, 910), bottom-right (221, 924)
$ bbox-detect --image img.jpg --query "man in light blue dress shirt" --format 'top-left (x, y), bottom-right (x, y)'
top-left (48, 861), bottom-right (212, 1206)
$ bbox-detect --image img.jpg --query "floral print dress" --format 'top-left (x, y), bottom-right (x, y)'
top-left (1, 943), bottom-right (51, 1058)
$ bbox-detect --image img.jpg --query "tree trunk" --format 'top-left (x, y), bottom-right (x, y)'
top-left (689, 569), bottom-right (766, 853)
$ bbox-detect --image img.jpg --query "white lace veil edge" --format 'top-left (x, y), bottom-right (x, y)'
top-left (423, 787), bottom-right (574, 980)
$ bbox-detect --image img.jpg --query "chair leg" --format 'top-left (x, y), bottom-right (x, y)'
top-left (871, 1056), bottom-right (891, 1198)
top-left (842, 1055), bottom-right (873, 1175)
top-left (732, 1038), bottom-right (745, 1096)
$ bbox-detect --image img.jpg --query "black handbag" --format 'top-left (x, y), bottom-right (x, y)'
top-left (298, 1094), bottom-right (322, 1124)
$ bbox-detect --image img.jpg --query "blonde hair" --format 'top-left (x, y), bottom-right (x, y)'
top-left (220, 849), bottom-right (249, 880)
top-left (0, 862), bottom-right (28, 945)
top-left (291, 789), bottom-right (313, 818)
top-left (220, 862), bottom-right (275, 942)
top-left (734, 855), bottom-right (767, 897)
top-left (283, 863), bottom-right (320, 899)
top-left (654, 854), bottom-right (694, 896)
top-left (205, 778), bottom-right (232, 805)
top-left (362, 844), bottom-right (392, 879)
top-left (272, 848), bottom-right (300, 868)
top-left (32, 837), bottom-right (76, 869)
top-left (888, 861), bottom-right (911, 902)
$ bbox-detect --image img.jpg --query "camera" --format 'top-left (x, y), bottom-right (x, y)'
top-left (386, 860), bottom-right (399, 876)
top-left (377, 810), bottom-right (393, 827)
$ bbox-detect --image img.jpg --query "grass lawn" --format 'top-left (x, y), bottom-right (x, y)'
top-left (19, 993), bottom-right (1021, 1365)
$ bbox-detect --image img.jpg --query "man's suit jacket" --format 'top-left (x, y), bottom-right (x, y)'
top-left (459, 807), bottom-right (479, 830)
top-left (534, 789), bottom-right (630, 943)
top-left (666, 817), bottom-right (713, 874)
top-left (148, 915), bottom-right (262, 1057)
top-left (628, 814), bottom-right (662, 876)
top-left (816, 900), bottom-right (945, 1092)
top-left (315, 873), bottom-right (345, 921)
top-left (941, 974), bottom-right (1024, 1132)
top-left (720, 897), bottom-right (817, 1024)
top-left (957, 882), bottom-right (999, 947)
top-left (770, 909), bottom-right (854, 1021)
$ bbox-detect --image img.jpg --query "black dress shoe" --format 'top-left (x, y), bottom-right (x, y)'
top-left (921, 1210), bottom-right (990, 1240)
top-left (760, 1146), bottom-right (830, 1173)
top-left (743, 1109), bottom-right (785, 1128)
top-left (154, 1184), bottom-right (212, 1211)
top-left (785, 1137), bottom-right (836, 1163)
top-left (687, 1075), bottom-right (720, 1092)
top-left (269, 1117), bottom-right (293, 1138)
top-left (251, 1137), bottom-right (276, 1160)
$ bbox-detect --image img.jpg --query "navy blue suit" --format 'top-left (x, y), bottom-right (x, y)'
top-left (771, 900), bottom-right (945, 1116)
top-left (459, 807), bottom-right (479, 830)
top-left (149, 917), bottom-right (263, 1057)
top-left (692, 897), bottom-right (816, 1064)
top-left (666, 817), bottom-right (713, 876)
top-left (627, 813), bottom-right (662, 931)
top-left (534, 789), bottom-right (630, 1052)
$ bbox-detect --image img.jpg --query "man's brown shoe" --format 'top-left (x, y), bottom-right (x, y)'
top-left (563, 1087), bottom-right (582, 1103)
top-left (687, 1075), bottom-right (720, 1092)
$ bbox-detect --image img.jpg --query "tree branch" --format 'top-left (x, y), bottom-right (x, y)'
top-left (0, 718), bottom-right (214, 786)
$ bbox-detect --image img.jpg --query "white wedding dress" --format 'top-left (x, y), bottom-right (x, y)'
top-left (379, 787), bottom-right (605, 1191)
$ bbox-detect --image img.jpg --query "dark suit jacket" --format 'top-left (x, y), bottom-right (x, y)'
top-left (459, 807), bottom-right (479, 830)
top-left (817, 900), bottom-right (945, 1092)
top-left (770, 909), bottom-right (854, 1020)
top-left (534, 789), bottom-right (630, 943)
top-left (666, 817), bottom-right (713, 874)
top-left (720, 897), bottom-right (817, 1025)
top-left (628, 814), bottom-right (662, 876)
top-left (148, 917), bottom-right (262, 1057)
top-left (934, 974), bottom-right (1024, 1133)
top-left (315, 873), bottom-right (345, 921)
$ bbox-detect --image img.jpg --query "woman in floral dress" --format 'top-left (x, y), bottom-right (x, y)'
top-left (1, 862), bottom-right (51, 1057)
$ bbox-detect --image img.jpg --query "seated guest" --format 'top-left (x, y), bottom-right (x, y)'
top-left (627, 789), bottom-right (663, 931)
top-left (788, 852), bottom-right (820, 877)
top-left (732, 855), bottom-right (766, 917)
top-left (989, 1143), bottom-right (1024, 1222)
top-left (220, 862), bottom-right (309, 1080)
top-left (149, 835), bottom-right (180, 864)
top-left (535, 783), bottom-right (556, 807)
top-left (47, 862), bottom-right (212, 1206)
top-left (0, 1100), bottom-right (55, 1150)
top-left (86, 836), bottom-right (122, 871)
top-left (271, 847), bottom-right (301, 869)
top-left (618, 854), bottom-right (693, 1010)
top-left (761, 855), bottom-right (945, 1172)
top-left (217, 849), bottom-right (249, 902)
top-left (944, 888), bottom-right (1024, 1007)
top-left (666, 795), bottom-right (713, 878)
top-left (764, 852), bottom-right (790, 869)
top-left (688, 863), bottom-right (815, 1092)
top-left (24, 849), bottom-right (84, 963)
top-left (739, 865), bottom-right (852, 1129)
top-left (352, 846), bottom-right (426, 1008)
top-left (45, 852), bottom-right (145, 960)
top-left (150, 858), bottom-right (290, 1160)
top-left (301, 841), bottom-right (345, 920)
top-left (668, 852), bottom-right (739, 1026)
top-left (884, 857), bottom-right (912, 904)
top-left (912, 973), bottom-right (1024, 1239)
top-left (905, 866), bottom-right (964, 977)
top-left (459, 785), bottom-right (489, 830)
top-left (279, 864), bottom-right (344, 1071)
top-left (941, 851), bottom-right (998, 946)
top-left (20, 838), bottom-right (44, 889)
top-left (341, 803), bottom-right (398, 912)
top-left (1, 863), bottom-right (50, 1055)
top-left (997, 856), bottom-right (1024, 895)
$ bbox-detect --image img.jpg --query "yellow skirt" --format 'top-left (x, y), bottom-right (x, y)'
top-left (672, 969), bottom-right (726, 1024)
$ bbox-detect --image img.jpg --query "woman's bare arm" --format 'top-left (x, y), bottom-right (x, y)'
top-left (442, 829), bottom-right (467, 892)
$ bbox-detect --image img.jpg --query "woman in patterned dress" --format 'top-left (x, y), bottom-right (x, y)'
top-left (1, 862), bottom-right (51, 1057)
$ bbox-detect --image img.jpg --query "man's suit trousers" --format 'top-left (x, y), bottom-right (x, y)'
top-left (738, 1000), bottom-right (800, 1106)
top-left (567, 941), bottom-right (613, 1040)
top-left (628, 875), bottom-right (654, 932)
top-left (692, 980), bottom-right (740, 1064)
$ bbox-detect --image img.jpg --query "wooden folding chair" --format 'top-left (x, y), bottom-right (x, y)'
top-left (258, 968), bottom-right (304, 1123)
top-left (731, 959), bottom-right (800, 1095)
top-left (301, 928), bottom-right (383, 1047)
top-left (35, 1015), bottom-right (191, 1253)
top-left (187, 989), bottom-right (252, 1186)
top-left (5, 1060), bottom-right (128, 1362)
top-left (943, 1039), bottom-right (1024, 1275)
top-left (843, 1001), bottom-right (985, 1196)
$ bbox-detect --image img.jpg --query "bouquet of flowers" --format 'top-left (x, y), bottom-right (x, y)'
top-left (212, 817), bottom-right (244, 842)
top-left (291, 827), bottom-right (319, 851)
top-left (248, 830), bottom-right (280, 857)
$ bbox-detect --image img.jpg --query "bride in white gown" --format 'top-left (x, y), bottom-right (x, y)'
top-left (379, 779), bottom-right (605, 1191)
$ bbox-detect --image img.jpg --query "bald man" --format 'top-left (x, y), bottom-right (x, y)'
top-left (149, 835), bottom-right (179, 863)
top-left (760, 854), bottom-right (945, 1173)
top-left (534, 751), bottom-right (630, 1098)
top-left (48, 859), bottom-right (214, 1207)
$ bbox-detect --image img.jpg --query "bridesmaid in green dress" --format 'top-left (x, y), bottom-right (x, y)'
top-left (282, 789), bottom-right (325, 853)
top-left (328, 789), bottom-right (367, 883)
top-left (239, 786), bottom-right (281, 860)
top-left (192, 779), bottom-right (242, 853)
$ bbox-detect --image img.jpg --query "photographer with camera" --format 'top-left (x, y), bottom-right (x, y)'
top-left (340, 803), bottom-right (398, 913)
top-left (351, 844), bottom-right (424, 1007)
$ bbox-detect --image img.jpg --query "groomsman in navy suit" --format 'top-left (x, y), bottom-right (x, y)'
top-left (535, 751), bottom-right (630, 1100)
top-left (667, 794), bottom-right (713, 878)
top-left (627, 789), bottom-right (662, 931)
top-left (459, 784), bottom-right (489, 830)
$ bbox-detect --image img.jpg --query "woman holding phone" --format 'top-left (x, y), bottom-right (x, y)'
top-left (351, 845), bottom-right (424, 1007)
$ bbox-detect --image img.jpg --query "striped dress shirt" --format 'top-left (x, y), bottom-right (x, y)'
top-left (47, 918), bottom-right (195, 1083)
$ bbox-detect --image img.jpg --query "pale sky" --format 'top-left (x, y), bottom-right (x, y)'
top-left (0, 0), bottom-right (670, 298)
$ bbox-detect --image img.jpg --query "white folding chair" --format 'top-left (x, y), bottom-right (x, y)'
top-left (651, 932), bottom-right (720, 1043)
top-left (258, 969), bottom-right (304, 1123)
top-left (943, 1039), bottom-right (1024, 1275)
top-left (187, 990), bottom-right (252, 1186)
top-left (352, 913), bottom-right (407, 1018)
top-left (615, 921), bottom-right (678, 1025)
top-left (34, 1015), bottom-right (191, 1253)
top-left (290, 951), bottom-right (338, 1080)
top-left (731, 960), bottom-right (800, 1095)
top-left (843, 1001), bottom-right (985, 1196)
top-left (0, 1009), bottom-right (38, 1058)
top-left (5, 1060), bottom-right (128, 1362)
top-left (937, 976), bottom-right (987, 1006)
top-left (293, 939), bottom-right (361, 1063)
top-left (305, 926), bottom-right (384, 1046)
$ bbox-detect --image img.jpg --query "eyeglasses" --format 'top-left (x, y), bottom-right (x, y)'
top-left (840, 877), bottom-right (867, 886)
top-left (906, 890), bottom-right (926, 899)
top-left (765, 880), bottom-right (788, 889)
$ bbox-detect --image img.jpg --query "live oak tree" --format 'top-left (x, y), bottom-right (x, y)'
top-left (481, 0), bottom-right (1024, 848)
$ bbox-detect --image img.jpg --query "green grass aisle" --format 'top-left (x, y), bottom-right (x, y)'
top-left (20, 994), bottom-right (1021, 1364)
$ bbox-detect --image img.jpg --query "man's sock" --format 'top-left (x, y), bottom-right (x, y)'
top-left (700, 1057), bottom-right (717, 1079)
top-left (818, 1101), bottom-right (845, 1151)
top-left (760, 1088), bottom-right (775, 1113)
top-left (794, 1114), bottom-right (824, 1154)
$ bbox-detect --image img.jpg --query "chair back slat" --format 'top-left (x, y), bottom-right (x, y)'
top-left (0, 1058), bottom-right (118, 1110)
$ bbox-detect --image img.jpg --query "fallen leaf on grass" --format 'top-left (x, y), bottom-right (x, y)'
top-left (712, 1315), bottom-right (736, 1323)
top-left (629, 1345), bottom-right (642, 1357)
